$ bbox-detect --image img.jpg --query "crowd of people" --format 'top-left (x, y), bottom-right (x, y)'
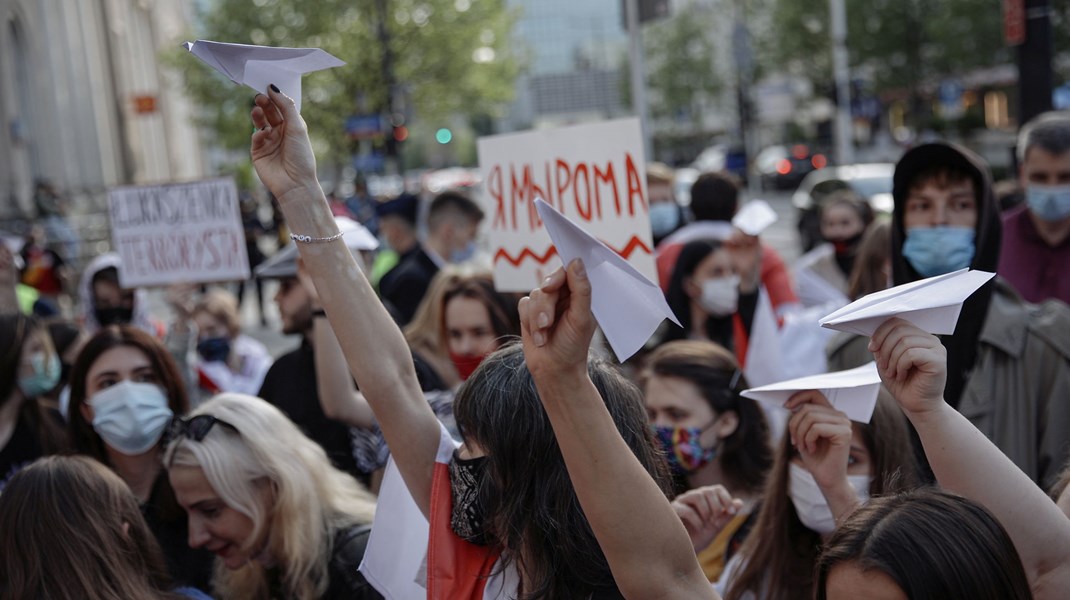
top-left (0, 85), bottom-right (1068, 600)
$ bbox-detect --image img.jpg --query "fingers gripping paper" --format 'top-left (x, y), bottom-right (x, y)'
top-left (183, 40), bottom-right (345, 112)
top-left (535, 199), bottom-right (680, 362)
top-left (741, 362), bottom-right (882, 423)
top-left (819, 269), bottom-right (996, 337)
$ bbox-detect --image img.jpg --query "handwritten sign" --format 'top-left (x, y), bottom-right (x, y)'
top-left (477, 117), bottom-right (655, 291)
top-left (108, 178), bottom-right (249, 287)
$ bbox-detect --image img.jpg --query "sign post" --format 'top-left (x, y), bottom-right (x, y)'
top-left (108, 178), bottom-right (250, 288)
top-left (476, 117), bottom-right (656, 292)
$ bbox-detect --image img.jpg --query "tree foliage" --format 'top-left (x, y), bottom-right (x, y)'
top-left (643, 1), bottom-right (723, 126)
top-left (169, 0), bottom-right (518, 168)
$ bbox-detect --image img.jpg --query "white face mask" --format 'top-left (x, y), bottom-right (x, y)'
top-left (788, 462), bottom-right (871, 535)
top-left (89, 381), bottom-right (173, 456)
top-left (698, 275), bottom-right (740, 316)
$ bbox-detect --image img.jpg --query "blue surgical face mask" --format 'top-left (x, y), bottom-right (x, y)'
top-left (89, 381), bottom-right (173, 455)
top-left (450, 241), bottom-right (477, 264)
top-left (649, 202), bottom-right (681, 238)
top-left (902, 226), bottom-right (976, 277)
top-left (1026, 184), bottom-right (1070, 222)
top-left (18, 351), bottom-right (61, 398)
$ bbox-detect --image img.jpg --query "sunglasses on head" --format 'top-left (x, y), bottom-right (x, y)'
top-left (166, 414), bottom-right (239, 443)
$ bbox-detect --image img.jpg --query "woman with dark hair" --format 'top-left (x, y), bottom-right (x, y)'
top-left (794, 191), bottom-right (874, 306)
top-left (662, 238), bottom-right (761, 366)
top-left (67, 325), bottom-right (213, 592)
top-left (718, 389), bottom-right (916, 600)
top-left (639, 340), bottom-right (772, 580)
top-left (815, 488), bottom-right (1031, 600)
top-left (0, 455), bottom-right (210, 600)
top-left (249, 86), bottom-right (671, 598)
top-left (0, 313), bottom-right (66, 491)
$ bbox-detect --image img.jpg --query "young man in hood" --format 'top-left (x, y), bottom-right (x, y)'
top-left (885, 142), bottom-right (1070, 487)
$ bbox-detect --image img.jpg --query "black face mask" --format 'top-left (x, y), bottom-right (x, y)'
top-left (94, 306), bottom-right (134, 326)
top-left (448, 453), bottom-right (491, 546)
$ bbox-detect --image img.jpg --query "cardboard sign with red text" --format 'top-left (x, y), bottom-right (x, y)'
top-left (108, 177), bottom-right (249, 287)
top-left (477, 118), bottom-right (655, 292)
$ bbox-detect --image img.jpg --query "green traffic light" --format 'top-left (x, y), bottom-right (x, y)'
top-left (435, 128), bottom-right (453, 144)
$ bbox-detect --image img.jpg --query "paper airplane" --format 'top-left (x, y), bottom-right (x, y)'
top-left (819, 268), bottom-right (996, 337)
top-left (183, 40), bottom-right (345, 112)
top-left (741, 362), bottom-right (882, 423)
top-left (732, 199), bottom-right (778, 236)
top-left (535, 198), bottom-right (680, 362)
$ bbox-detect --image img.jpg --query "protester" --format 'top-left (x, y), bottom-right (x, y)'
top-left (647, 162), bottom-right (686, 245)
top-left (661, 238), bottom-right (762, 365)
top-left (67, 325), bottom-right (214, 591)
top-left (866, 317), bottom-right (1070, 597)
top-left (42, 318), bottom-right (88, 416)
top-left (165, 393), bottom-right (381, 600)
top-left (78, 253), bottom-right (165, 337)
top-left (402, 266), bottom-right (468, 389)
top-left (250, 86), bottom-right (670, 598)
top-left (236, 193), bottom-right (270, 327)
top-left (655, 172), bottom-right (798, 317)
top-left (887, 142), bottom-right (1070, 485)
top-left (0, 313), bottom-right (66, 491)
top-left (998, 110), bottom-right (1070, 304)
top-left (379, 190), bottom-right (485, 324)
top-left (19, 223), bottom-right (69, 315)
top-left (189, 289), bottom-right (271, 399)
top-left (717, 390), bottom-right (916, 600)
top-left (793, 191), bottom-right (874, 306)
top-left (0, 455), bottom-right (212, 600)
top-left (369, 192), bottom-right (419, 292)
top-left (640, 340), bottom-right (772, 580)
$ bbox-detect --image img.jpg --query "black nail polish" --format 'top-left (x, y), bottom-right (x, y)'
top-left (270, 84), bottom-right (280, 93)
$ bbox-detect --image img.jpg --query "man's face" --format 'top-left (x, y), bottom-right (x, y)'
top-left (272, 277), bottom-right (313, 335)
top-left (1020, 147), bottom-right (1070, 187)
top-left (903, 180), bottom-right (978, 230)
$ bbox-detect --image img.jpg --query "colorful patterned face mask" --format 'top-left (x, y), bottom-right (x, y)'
top-left (653, 423), bottom-right (718, 475)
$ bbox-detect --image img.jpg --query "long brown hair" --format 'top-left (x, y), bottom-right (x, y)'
top-left (438, 271), bottom-right (520, 348)
top-left (724, 390), bottom-right (916, 600)
top-left (640, 340), bottom-right (772, 494)
top-left (67, 325), bottom-right (189, 463)
top-left (0, 455), bottom-right (183, 600)
top-left (846, 220), bottom-right (891, 300)
top-left (453, 343), bottom-right (672, 599)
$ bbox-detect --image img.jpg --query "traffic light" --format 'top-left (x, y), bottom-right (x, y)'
top-left (435, 128), bottom-right (453, 144)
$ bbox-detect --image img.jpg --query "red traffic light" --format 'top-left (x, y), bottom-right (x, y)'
top-left (393, 126), bottom-right (409, 142)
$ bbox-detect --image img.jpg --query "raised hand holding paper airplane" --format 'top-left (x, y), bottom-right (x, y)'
top-left (535, 199), bottom-right (679, 362)
top-left (731, 199), bottom-right (778, 236)
top-left (819, 268), bottom-right (996, 337)
top-left (183, 40), bottom-right (345, 112)
top-left (741, 362), bottom-right (882, 423)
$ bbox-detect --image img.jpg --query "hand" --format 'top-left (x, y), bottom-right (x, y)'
top-left (250, 86), bottom-right (319, 200)
top-left (726, 230), bottom-right (761, 293)
top-left (784, 391), bottom-right (853, 491)
top-left (671, 485), bottom-right (743, 551)
top-left (165, 283), bottom-right (197, 320)
top-left (868, 317), bottom-right (947, 418)
top-left (518, 259), bottom-right (595, 381)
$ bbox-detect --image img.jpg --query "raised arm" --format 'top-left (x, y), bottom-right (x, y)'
top-left (870, 318), bottom-right (1070, 598)
top-left (521, 260), bottom-right (718, 600)
top-left (250, 87), bottom-right (439, 514)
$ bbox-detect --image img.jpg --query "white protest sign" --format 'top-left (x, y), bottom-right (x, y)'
top-left (477, 117), bottom-right (656, 292)
top-left (108, 178), bottom-right (250, 287)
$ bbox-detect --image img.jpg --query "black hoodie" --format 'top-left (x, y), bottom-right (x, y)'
top-left (891, 142), bottom-right (1002, 408)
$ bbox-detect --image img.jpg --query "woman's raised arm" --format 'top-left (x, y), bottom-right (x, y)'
top-left (250, 87), bottom-right (439, 514)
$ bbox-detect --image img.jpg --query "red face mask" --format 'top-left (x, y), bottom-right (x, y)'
top-left (449, 351), bottom-right (487, 381)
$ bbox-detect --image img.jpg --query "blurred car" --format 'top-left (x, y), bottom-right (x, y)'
top-left (792, 163), bottom-right (895, 252)
top-left (756, 144), bottom-right (828, 191)
top-left (691, 143), bottom-right (748, 183)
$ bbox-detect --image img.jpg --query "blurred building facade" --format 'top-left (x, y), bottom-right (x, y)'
top-left (0, 0), bottom-right (205, 220)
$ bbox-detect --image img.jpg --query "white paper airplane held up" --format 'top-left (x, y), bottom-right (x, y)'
top-left (731, 199), bottom-right (778, 236)
top-left (535, 199), bottom-right (680, 362)
top-left (819, 268), bottom-right (996, 337)
top-left (183, 40), bottom-right (345, 112)
top-left (742, 362), bottom-right (882, 423)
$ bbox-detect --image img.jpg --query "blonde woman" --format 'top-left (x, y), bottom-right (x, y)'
top-left (164, 393), bottom-right (380, 600)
